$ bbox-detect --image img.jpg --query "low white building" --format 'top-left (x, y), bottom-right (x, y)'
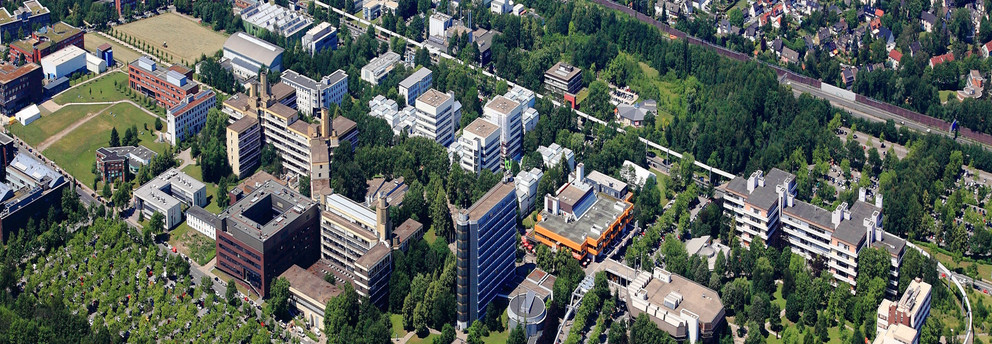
top-left (514, 168), bottom-right (543, 213)
top-left (39, 45), bottom-right (86, 80)
top-left (369, 95), bottom-right (417, 136)
top-left (13, 104), bottom-right (39, 126)
top-left (537, 143), bottom-right (574, 170)
top-left (398, 68), bottom-right (432, 106)
top-left (186, 206), bottom-right (220, 240)
top-left (620, 160), bottom-right (653, 188)
top-left (360, 51), bottom-right (401, 85)
top-left (134, 168), bottom-right (207, 229)
top-left (85, 53), bottom-right (106, 74)
top-left (167, 90), bottom-right (217, 144)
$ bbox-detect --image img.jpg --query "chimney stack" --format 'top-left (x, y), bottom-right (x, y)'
top-left (875, 194), bottom-right (884, 209)
top-left (858, 187), bottom-right (867, 202)
top-left (321, 107), bottom-right (332, 138)
top-left (376, 193), bottom-right (391, 244)
top-left (576, 163), bottom-right (585, 183)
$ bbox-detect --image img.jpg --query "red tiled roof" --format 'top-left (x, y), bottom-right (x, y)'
top-left (888, 50), bottom-right (903, 61)
top-left (930, 52), bottom-right (954, 67)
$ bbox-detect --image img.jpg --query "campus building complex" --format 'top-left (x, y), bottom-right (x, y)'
top-left (415, 88), bottom-right (462, 147)
top-left (128, 56), bottom-right (199, 108)
top-left (368, 95), bottom-right (417, 136)
top-left (223, 74), bottom-right (357, 178)
top-left (455, 181), bottom-right (517, 329)
top-left (39, 45), bottom-right (86, 80)
top-left (0, 63), bottom-right (41, 116)
top-left (167, 90), bottom-right (217, 144)
top-left (874, 279), bottom-right (932, 344)
top-left (398, 68), bottom-right (432, 106)
top-left (241, 2), bottom-right (312, 39)
top-left (281, 69), bottom-right (348, 117)
top-left (223, 32), bottom-right (284, 79)
top-left (724, 168), bottom-right (907, 294)
top-left (318, 193), bottom-right (394, 306)
top-left (216, 180), bottom-right (320, 297)
top-left (134, 168), bottom-right (206, 230)
top-left (531, 163), bottom-right (633, 261)
top-left (0, 1), bottom-right (50, 44)
top-left (8, 21), bottom-right (82, 64)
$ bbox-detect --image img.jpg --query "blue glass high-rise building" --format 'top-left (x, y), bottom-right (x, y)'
top-left (456, 180), bottom-right (518, 329)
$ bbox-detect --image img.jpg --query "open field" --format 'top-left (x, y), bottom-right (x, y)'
top-left (42, 103), bottom-right (168, 183)
top-left (53, 72), bottom-right (128, 105)
top-left (390, 314), bottom-right (406, 339)
top-left (8, 104), bottom-right (110, 146)
top-left (83, 33), bottom-right (142, 65)
top-left (168, 222), bottom-right (216, 266)
top-left (114, 13), bottom-right (228, 64)
top-left (918, 244), bottom-right (992, 283)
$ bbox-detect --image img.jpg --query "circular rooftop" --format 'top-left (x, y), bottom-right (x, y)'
top-left (507, 291), bottom-right (547, 325)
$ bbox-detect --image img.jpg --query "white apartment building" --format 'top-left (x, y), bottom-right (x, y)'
top-left (415, 88), bottom-right (462, 147)
top-left (369, 95), bottom-right (417, 136)
top-left (514, 167), bottom-right (543, 213)
top-left (360, 51), bottom-right (401, 85)
top-left (483, 95), bottom-right (523, 161)
top-left (874, 279), bottom-right (931, 344)
top-left (725, 169), bottom-right (907, 294)
top-left (458, 118), bottom-right (501, 174)
top-left (302, 22), bottom-right (338, 55)
top-left (167, 90), bottom-right (217, 144)
top-left (281, 69), bottom-right (348, 116)
top-left (537, 143), bottom-right (574, 170)
top-left (723, 168), bottom-right (794, 246)
top-left (398, 68), bottom-right (432, 106)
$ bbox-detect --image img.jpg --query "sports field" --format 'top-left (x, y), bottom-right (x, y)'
top-left (114, 13), bottom-right (228, 64)
top-left (8, 104), bottom-right (111, 147)
top-left (42, 103), bottom-right (169, 183)
top-left (53, 71), bottom-right (128, 105)
top-left (84, 33), bottom-right (143, 65)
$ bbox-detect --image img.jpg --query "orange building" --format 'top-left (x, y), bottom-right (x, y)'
top-left (530, 166), bottom-right (633, 261)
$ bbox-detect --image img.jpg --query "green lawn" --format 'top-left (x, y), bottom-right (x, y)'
top-left (406, 334), bottom-right (438, 344)
top-left (168, 222), bottom-right (216, 265)
top-left (42, 103), bottom-right (167, 184)
top-left (8, 104), bottom-right (110, 146)
top-left (919, 244), bottom-right (992, 283)
top-left (389, 314), bottom-right (407, 339)
top-left (522, 210), bottom-right (539, 229)
top-left (939, 90), bottom-right (956, 103)
top-left (423, 227), bottom-right (437, 244)
top-left (181, 164), bottom-right (228, 214)
top-left (771, 283), bottom-right (786, 310)
top-left (53, 72), bottom-right (128, 105)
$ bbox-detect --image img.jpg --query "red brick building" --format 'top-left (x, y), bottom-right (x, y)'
top-left (0, 63), bottom-right (42, 116)
top-left (114, 0), bottom-right (138, 16)
top-left (95, 147), bottom-right (128, 182)
top-left (8, 22), bottom-right (83, 64)
top-left (128, 56), bottom-right (199, 108)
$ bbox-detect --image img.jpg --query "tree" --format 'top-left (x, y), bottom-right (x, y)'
top-left (154, 117), bottom-right (163, 131)
top-left (582, 80), bottom-right (612, 121)
top-left (148, 212), bottom-right (164, 236)
top-left (507, 325), bottom-right (527, 344)
top-left (226, 280), bottom-right (238, 306)
top-left (769, 303), bottom-right (783, 332)
top-left (324, 282), bottom-right (359, 338)
top-left (299, 175), bottom-right (311, 197)
top-left (269, 277), bottom-right (291, 320)
top-left (217, 178), bottom-right (230, 208)
top-left (109, 127), bottom-right (120, 147)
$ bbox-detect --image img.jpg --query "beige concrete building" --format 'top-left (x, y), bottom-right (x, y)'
top-left (226, 116), bottom-right (261, 178)
top-left (279, 264), bottom-right (342, 330)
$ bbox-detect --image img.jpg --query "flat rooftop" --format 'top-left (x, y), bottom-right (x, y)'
top-left (484, 95), bottom-right (520, 115)
top-left (725, 168), bottom-right (794, 211)
top-left (635, 270), bottom-right (725, 325)
top-left (399, 67), bottom-right (432, 89)
top-left (221, 180), bottom-right (316, 248)
top-left (279, 264), bottom-right (341, 306)
top-left (538, 192), bottom-right (631, 246)
top-left (465, 181), bottom-right (516, 221)
top-left (416, 88), bottom-right (451, 108)
top-left (464, 117), bottom-right (499, 138)
top-left (0, 63), bottom-right (38, 83)
top-left (545, 61), bottom-right (581, 81)
top-left (11, 22), bottom-right (80, 54)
